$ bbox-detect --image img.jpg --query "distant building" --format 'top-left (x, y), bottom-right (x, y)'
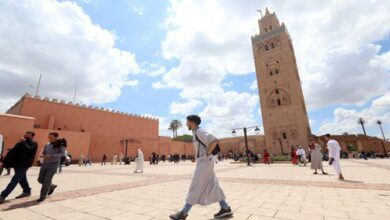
top-left (0, 94), bottom-right (193, 163)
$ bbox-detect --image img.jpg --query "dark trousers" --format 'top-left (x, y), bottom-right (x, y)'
top-left (1, 167), bottom-right (31, 198)
top-left (38, 163), bottom-right (58, 198)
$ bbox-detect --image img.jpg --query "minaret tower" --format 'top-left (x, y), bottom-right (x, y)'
top-left (251, 8), bottom-right (311, 154)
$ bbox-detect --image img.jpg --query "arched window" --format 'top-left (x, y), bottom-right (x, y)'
top-left (269, 25), bottom-right (273, 30)
top-left (282, 132), bottom-right (287, 139)
top-left (275, 89), bottom-right (279, 94)
top-left (277, 98), bottom-right (281, 106)
top-left (270, 70), bottom-right (273, 76)
top-left (275, 69), bottom-right (279, 74)
top-left (271, 42), bottom-right (275, 49)
top-left (265, 27), bottom-right (268, 32)
top-left (265, 45), bottom-right (269, 51)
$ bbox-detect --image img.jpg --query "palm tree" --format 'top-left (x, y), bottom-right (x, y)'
top-left (168, 120), bottom-right (183, 138)
top-left (377, 120), bottom-right (386, 140)
top-left (358, 117), bottom-right (367, 136)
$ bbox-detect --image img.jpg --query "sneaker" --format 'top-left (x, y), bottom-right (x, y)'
top-left (37, 197), bottom-right (45, 203)
top-left (0, 195), bottom-right (5, 204)
top-left (15, 192), bottom-right (31, 199)
top-left (48, 184), bottom-right (57, 196)
top-left (214, 207), bottom-right (233, 218)
top-left (169, 211), bottom-right (188, 220)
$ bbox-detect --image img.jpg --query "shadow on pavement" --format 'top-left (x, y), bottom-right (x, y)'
top-left (3, 199), bottom-right (39, 211)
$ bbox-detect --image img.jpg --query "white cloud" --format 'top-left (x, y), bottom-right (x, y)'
top-left (250, 80), bottom-right (258, 90)
top-left (141, 62), bottom-right (166, 77)
top-left (128, 0), bottom-right (144, 16)
top-left (319, 92), bottom-right (390, 137)
top-left (170, 99), bottom-right (201, 115)
top-left (0, 0), bottom-right (141, 112)
top-left (156, 0), bottom-right (390, 137)
top-left (123, 80), bottom-right (139, 87)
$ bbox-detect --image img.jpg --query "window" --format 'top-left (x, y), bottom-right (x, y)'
top-left (265, 27), bottom-right (268, 32)
top-left (277, 98), bottom-right (281, 106)
top-left (271, 42), bottom-right (275, 48)
top-left (270, 70), bottom-right (273, 76)
top-left (270, 25), bottom-right (272, 30)
top-left (265, 45), bottom-right (269, 51)
top-left (275, 89), bottom-right (279, 94)
top-left (283, 132), bottom-right (287, 139)
top-left (275, 69), bottom-right (279, 74)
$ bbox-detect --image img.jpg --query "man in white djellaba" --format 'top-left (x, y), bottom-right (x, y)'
top-left (324, 134), bottom-right (345, 180)
top-left (134, 148), bottom-right (144, 173)
top-left (169, 115), bottom-right (232, 220)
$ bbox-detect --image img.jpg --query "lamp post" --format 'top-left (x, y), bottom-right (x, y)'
top-left (232, 126), bottom-right (261, 166)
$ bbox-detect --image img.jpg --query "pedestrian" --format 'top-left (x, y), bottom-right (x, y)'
top-left (37, 133), bottom-right (66, 202)
top-left (309, 137), bottom-right (327, 175)
top-left (170, 115), bottom-right (232, 220)
top-left (84, 154), bottom-right (92, 166)
top-left (78, 153), bottom-right (84, 166)
top-left (291, 146), bottom-right (298, 165)
top-left (0, 131), bottom-right (38, 203)
top-left (101, 153), bottom-right (107, 165)
top-left (134, 148), bottom-right (144, 173)
top-left (112, 154), bottom-right (118, 165)
top-left (119, 152), bottom-right (124, 165)
top-left (296, 146), bottom-right (307, 166)
top-left (324, 134), bottom-right (344, 180)
top-left (262, 149), bottom-right (270, 165)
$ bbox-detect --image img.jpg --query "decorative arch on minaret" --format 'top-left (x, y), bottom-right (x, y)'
top-left (267, 88), bottom-right (291, 108)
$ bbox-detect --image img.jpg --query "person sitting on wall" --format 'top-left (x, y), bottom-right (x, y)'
top-left (0, 131), bottom-right (38, 203)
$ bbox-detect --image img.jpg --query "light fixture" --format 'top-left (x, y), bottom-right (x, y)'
top-left (254, 126), bottom-right (260, 135)
top-left (232, 129), bottom-right (237, 136)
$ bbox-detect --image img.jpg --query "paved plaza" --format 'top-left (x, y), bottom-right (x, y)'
top-left (1, 159), bottom-right (390, 220)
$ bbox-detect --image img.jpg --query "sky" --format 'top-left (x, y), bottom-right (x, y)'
top-left (0, 0), bottom-right (389, 139)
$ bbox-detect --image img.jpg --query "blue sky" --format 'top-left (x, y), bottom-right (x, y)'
top-left (1, 0), bottom-right (390, 139)
top-left (77, 0), bottom-right (390, 137)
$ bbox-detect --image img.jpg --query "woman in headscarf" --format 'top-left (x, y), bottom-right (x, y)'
top-left (309, 137), bottom-right (327, 175)
top-left (134, 148), bottom-right (144, 173)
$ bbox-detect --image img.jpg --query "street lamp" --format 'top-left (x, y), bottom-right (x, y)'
top-left (231, 125), bottom-right (261, 166)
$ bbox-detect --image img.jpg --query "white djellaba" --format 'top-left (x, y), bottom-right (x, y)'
top-left (134, 148), bottom-right (144, 173)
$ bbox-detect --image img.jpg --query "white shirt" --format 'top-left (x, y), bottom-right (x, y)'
top-left (296, 148), bottom-right (305, 156)
top-left (327, 140), bottom-right (341, 159)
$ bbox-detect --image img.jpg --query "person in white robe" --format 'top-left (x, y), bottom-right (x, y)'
top-left (170, 115), bottom-right (232, 220)
top-left (325, 134), bottom-right (344, 180)
top-left (134, 148), bottom-right (144, 173)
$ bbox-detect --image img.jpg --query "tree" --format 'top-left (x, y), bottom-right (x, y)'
top-left (377, 120), bottom-right (386, 140)
top-left (358, 117), bottom-right (367, 136)
top-left (168, 120), bottom-right (183, 138)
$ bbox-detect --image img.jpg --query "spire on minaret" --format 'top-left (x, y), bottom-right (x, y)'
top-left (265, 7), bottom-right (270, 15)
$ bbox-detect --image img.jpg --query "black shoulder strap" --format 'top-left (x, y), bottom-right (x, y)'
top-left (195, 131), bottom-right (207, 158)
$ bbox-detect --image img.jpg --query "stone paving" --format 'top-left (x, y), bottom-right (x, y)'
top-left (1, 159), bottom-right (390, 220)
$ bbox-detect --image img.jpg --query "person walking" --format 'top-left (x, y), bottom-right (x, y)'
top-left (84, 154), bottom-right (92, 166)
top-left (101, 153), bottom-right (107, 165)
top-left (0, 131), bottom-right (38, 203)
top-left (78, 153), bottom-right (84, 166)
top-left (309, 138), bottom-right (327, 175)
top-left (112, 154), bottom-right (118, 165)
top-left (37, 133), bottom-right (65, 202)
top-left (170, 115), bottom-right (232, 220)
top-left (296, 146), bottom-right (307, 166)
top-left (324, 134), bottom-right (344, 180)
top-left (262, 149), bottom-right (270, 165)
top-left (119, 152), bottom-right (124, 165)
top-left (134, 148), bottom-right (144, 173)
top-left (291, 146), bottom-right (298, 165)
